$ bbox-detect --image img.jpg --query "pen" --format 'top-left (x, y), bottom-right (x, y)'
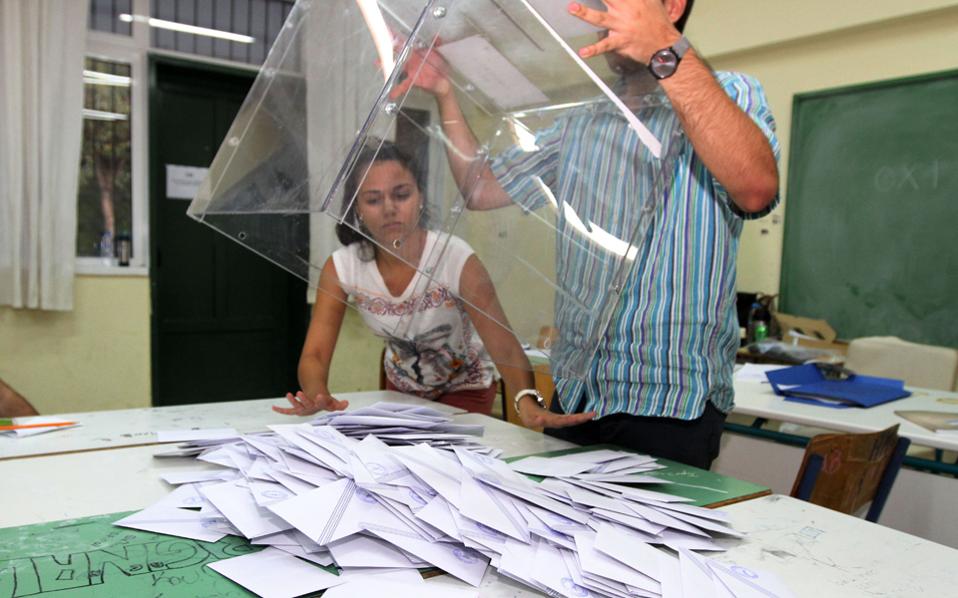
top-left (0, 421), bottom-right (77, 431)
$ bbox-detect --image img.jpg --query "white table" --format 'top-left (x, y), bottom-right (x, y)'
top-left (732, 379), bottom-right (958, 452)
top-left (723, 380), bottom-right (958, 549)
top-left (464, 495), bottom-right (958, 598)
top-left (0, 390), bottom-right (464, 461)
top-left (457, 412), bottom-right (574, 459)
top-left (0, 412), bottom-right (570, 529)
top-left (712, 495), bottom-right (958, 597)
top-left (4, 437), bottom-right (956, 597)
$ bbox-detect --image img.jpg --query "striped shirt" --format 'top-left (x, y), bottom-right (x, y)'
top-left (491, 71), bottom-right (780, 420)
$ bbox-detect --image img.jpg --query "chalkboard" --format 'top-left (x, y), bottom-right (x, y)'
top-left (780, 69), bottom-right (958, 347)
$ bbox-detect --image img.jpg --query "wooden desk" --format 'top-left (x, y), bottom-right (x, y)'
top-left (0, 390), bottom-right (464, 461)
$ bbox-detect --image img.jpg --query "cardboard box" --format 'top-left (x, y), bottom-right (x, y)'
top-left (773, 313), bottom-right (848, 355)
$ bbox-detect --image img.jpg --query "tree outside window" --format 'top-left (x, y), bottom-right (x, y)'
top-left (77, 58), bottom-right (133, 260)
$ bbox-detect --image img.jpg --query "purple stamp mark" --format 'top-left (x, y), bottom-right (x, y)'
top-left (731, 565), bottom-right (759, 579)
top-left (452, 547), bottom-right (480, 564)
top-left (562, 577), bottom-right (590, 597)
top-left (355, 488), bottom-right (378, 504)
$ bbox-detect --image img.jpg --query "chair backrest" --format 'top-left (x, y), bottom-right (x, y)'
top-left (790, 425), bottom-right (910, 523)
top-left (845, 336), bottom-right (958, 391)
top-left (378, 347), bottom-right (387, 391)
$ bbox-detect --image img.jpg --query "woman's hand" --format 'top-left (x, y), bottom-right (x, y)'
top-left (517, 397), bottom-right (595, 429)
top-left (272, 390), bottom-right (349, 416)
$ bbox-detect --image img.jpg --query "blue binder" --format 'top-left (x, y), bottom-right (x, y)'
top-left (766, 364), bottom-right (910, 409)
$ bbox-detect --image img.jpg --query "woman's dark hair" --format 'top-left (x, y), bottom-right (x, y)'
top-left (335, 139), bottom-right (429, 256)
top-left (675, 0), bottom-right (695, 33)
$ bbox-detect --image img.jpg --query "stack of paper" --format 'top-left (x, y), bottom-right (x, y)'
top-left (156, 403), bottom-right (497, 458)
top-left (119, 402), bottom-right (791, 597)
top-left (309, 403), bottom-right (496, 455)
top-left (896, 410), bottom-right (958, 435)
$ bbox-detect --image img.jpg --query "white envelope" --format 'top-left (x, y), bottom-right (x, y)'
top-left (328, 533), bottom-right (426, 568)
top-left (206, 547), bottom-right (343, 598)
top-left (113, 505), bottom-right (226, 542)
top-left (457, 475), bottom-right (529, 542)
top-left (594, 522), bottom-right (664, 582)
top-left (364, 508), bottom-right (490, 587)
top-left (200, 480), bottom-right (293, 539)
top-left (268, 478), bottom-right (376, 545)
top-left (574, 531), bottom-right (660, 595)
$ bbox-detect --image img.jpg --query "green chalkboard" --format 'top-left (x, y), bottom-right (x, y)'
top-left (780, 69), bottom-right (958, 347)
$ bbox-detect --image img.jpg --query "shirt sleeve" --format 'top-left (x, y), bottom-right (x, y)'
top-left (710, 72), bottom-right (782, 220)
top-left (489, 119), bottom-right (564, 212)
top-left (330, 246), bottom-right (354, 295)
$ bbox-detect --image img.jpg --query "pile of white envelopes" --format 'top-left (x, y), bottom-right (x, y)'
top-left (117, 403), bottom-right (793, 598)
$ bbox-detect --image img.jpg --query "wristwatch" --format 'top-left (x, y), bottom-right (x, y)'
top-left (648, 36), bottom-right (691, 80)
top-left (514, 389), bottom-right (546, 414)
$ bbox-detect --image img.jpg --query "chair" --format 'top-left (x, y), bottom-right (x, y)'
top-left (845, 336), bottom-right (958, 392)
top-left (378, 347), bottom-right (388, 391)
top-left (790, 425), bottom-right (910, 523)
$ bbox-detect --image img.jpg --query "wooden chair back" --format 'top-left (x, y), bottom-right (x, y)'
top-left (790, 424), bottom-right (909, 522)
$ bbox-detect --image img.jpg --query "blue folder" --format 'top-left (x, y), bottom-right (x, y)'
top-left (766, 364), bottom-right (910, 409)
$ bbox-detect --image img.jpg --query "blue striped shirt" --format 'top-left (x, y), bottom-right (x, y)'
top-left (491, 72), bottom-right (780, 420)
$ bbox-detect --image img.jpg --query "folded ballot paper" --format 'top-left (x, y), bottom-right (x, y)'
top-left (119, 401), bottom-right (793, 597)
top-left (766, 363), bottom-right (910, 409)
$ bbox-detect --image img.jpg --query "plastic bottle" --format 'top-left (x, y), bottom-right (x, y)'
top-left (747, 301), bottom-right (770, 344)
top-left (98, 230), bottom-right (114, 261)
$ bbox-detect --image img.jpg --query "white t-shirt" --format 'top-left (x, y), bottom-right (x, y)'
top-left (332, 231), bottom-right (497, 398)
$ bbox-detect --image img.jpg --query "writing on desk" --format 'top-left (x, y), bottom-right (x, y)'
top-left (0, 536), bottom-right (253, 597)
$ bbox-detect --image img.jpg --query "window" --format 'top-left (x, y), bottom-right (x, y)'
top-left (89, 0), bottom-right (133, 36)
top-left (77, 58), bottom-right (134, 262)
top-left (150, 0), bottom-right (294, 66)
top-left (80, 0), bottom-right (297, 273)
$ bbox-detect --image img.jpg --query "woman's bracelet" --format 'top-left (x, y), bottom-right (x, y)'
top-left (514, 389), bottom-right (545, 414)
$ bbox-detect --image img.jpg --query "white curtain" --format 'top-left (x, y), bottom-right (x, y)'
top-left (0, 0), bottom-right (89, 310)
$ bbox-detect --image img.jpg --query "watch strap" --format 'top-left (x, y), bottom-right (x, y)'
top-left (672, 35), bottom-right (691, 60)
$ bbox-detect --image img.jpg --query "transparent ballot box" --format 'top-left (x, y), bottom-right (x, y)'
top-left (187, 0), bottom-right (685, 383)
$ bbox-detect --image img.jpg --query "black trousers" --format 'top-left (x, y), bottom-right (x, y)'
top-left (543, 392), bottom-right (727, 470)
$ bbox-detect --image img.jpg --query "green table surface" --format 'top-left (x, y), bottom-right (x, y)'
top-left (507, 444), bottom-right (770, 508)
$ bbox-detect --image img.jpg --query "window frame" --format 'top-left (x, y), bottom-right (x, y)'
top-left (77, 0), bottom-right (264, 276)
top-left (77, 5), bottom-right (150, 276)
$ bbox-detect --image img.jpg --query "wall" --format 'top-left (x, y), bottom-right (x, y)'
top-left (687, 0), bottom-right (958, 294)
top-left (0, 276), bottom-right (151, 413)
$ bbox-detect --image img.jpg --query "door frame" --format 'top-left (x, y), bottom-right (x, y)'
top-left (147, 55), bottom-right (260, 405)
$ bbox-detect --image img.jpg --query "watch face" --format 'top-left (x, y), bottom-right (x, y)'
top-left (650, 49), bottom-right (678, 79)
